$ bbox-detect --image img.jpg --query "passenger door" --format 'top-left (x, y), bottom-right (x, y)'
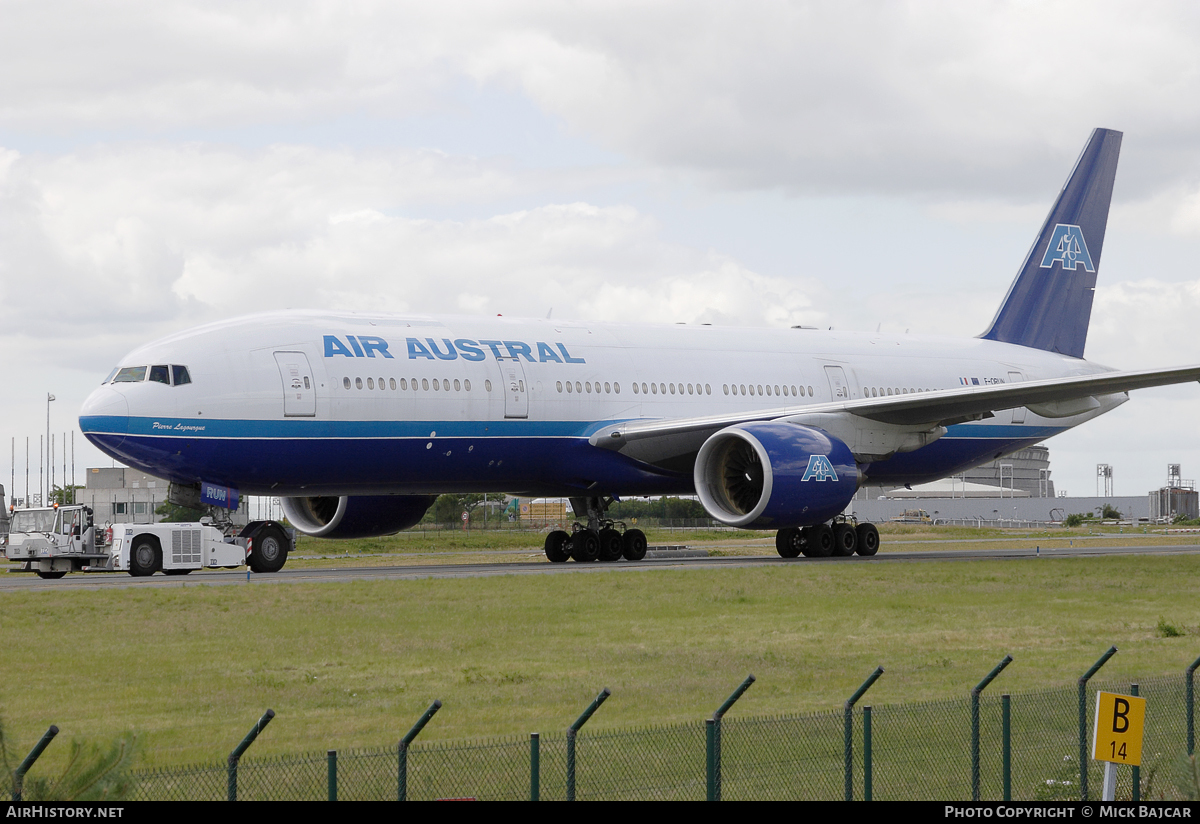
top-left (1008, 371), bottom-right (1026, 424)
top-left (824, 365), bottom-right (852, 401)
top-left (495, 356), bottom-right (529, 419)
top-left (274, 352), bottom-right (316, 417)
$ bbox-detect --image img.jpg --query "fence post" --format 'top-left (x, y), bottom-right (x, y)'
top-left (1130, 683), bottom-right (1139, 802)
top-left (397, 700), bottom-right (441, 802)
top-left (1187, 654), bottom-right (1200, 756)
top-left (705, 719), bottom-right (717, 801)
top-left (227, 709), bottom-right (275, 802)
top-left (12, 725), bottom-right (58, 802)
top-left (1078, 646), bottom-right (1118, 800)
top-left (567, 688), bottom-right (610, 802)
top-left (530, 733), bottom-right (539, 802)
top-left (972, 655), bottom-right (1012, 801)
top-left (863, 706), bottom-right (873, 801)
top-left (844, 666), bottom-right (884, 801)
top-left (327, 750), bottom-right (337, 802)
top-left (1002, 694), bottom-right (1011, 802)
top-left (707, 674), bottom-right (755, 801)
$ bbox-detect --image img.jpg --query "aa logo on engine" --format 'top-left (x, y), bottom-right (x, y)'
top-left (801, 455), bottom-right (839, 482)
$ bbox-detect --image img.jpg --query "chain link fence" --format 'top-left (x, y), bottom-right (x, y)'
top-left (100, 668), bottom-right (1199, 801)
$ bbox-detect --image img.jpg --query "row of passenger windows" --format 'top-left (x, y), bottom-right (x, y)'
top-left (724, 383), bottom-right (813, 397)
top-left (341, 376), bottom-right (492, 393)
top-left (340, 376), bottom-right (941, 400)
top-left (632, 382), bottom-right (709, 396)
top-left (105, 365), bottom-right (192, 386)
top-left (339, 375), bottom-right (824, 400)
top-left (868, 387), bottom-right (927, 396)
top-left (560, 381), bottom-right (621, 394)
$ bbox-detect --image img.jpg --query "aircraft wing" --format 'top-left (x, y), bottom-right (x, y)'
top-left (589, 364), bottom-right (1200, 467)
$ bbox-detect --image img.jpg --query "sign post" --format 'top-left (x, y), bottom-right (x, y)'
top-left (1091, 690), bottom-right (1146, 801)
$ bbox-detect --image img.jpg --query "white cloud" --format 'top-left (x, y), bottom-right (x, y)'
top-left (4, 3), bottom-right (1200, 197)
top-left (0, 143), bottom-right (826, 366)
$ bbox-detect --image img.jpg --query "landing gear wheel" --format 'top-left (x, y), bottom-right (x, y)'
top-left (832, 523), bottom-right (857, 556)
top-left (129, 538), bottom-right (161, 577)
top-left (775, 527), bottom-right (803, 558)
top-left (570, 530), bottom-right (601, 563)
top-left (855, 523), bottom-right (880, 556)
top-left (597, 528), bottom-right (624, 562)
top-left (545, 530), bottom-right (572, 563)
top-left (249, 525), bottom-right (289, 573)
top-left (621, 528), bottom-right (648, 561)
top-left (36, 570), bottom-right (67, 580)
top-left (802, 525), bottom-right (834, 558)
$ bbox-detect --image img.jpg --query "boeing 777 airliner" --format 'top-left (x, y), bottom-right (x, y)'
top-left (78, 128), bottom-right (1200, 564)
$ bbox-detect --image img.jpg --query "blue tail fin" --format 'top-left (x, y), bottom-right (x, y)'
top-left (981, 127), bottom-right (1122, 358)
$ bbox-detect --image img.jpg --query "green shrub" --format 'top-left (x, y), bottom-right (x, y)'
top-left (1156, 617), bottom-right (1184, 638)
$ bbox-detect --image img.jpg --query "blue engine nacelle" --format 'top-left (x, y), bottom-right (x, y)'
top-left (693, 422), bottom-right (859, 528)
top-left (280, 494), bottom-right (437, 539)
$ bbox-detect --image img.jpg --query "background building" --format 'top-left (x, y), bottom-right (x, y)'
top-left (73, 467), bottom-right (248, 526)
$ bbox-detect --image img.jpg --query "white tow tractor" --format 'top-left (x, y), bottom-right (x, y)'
top-left (4, 504), bottom-right (292, 579)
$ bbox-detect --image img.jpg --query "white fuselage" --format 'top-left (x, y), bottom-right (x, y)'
top-left (78, 311), bottom-right (1120, 497)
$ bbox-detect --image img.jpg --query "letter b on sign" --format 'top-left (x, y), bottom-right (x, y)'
top-left (1112, 697), bottom-right (1129, 734)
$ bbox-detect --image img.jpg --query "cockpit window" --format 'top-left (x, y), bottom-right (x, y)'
top-left (149, 365), bottom-right (170, 385)
top-left (113, 366), bottom-right (148, 383)
top-left (172, 365), bottom-right (191, 386)
top-left (102, 367), bottom-right (119, 384)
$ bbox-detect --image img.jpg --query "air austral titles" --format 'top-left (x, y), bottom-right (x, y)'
top-left (79, 128), bottom-right (1200, 564)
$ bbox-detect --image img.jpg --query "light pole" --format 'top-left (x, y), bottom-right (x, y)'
top-left (46, 393), bottom-right (55, 503)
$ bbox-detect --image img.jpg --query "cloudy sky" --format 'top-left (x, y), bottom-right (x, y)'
top-left (3, 1), bottom-right (1200, 506)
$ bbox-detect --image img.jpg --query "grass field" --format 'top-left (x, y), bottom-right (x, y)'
top-left (284, 522), bottom-right (1200, 566)
top-left (4, 530), bottom-right (1200, 773)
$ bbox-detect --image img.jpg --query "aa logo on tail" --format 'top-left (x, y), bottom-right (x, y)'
top-left (801, 454), bottom-right (839, 482)
top-left (1039, 224), bottom-right (1095, 272)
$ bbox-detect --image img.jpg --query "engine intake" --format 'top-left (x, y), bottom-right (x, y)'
top-left (280, 495), bottom-right (437, 539)
top-left (694, 422), bottom-right (858, 528)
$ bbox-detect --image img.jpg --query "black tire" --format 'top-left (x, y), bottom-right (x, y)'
top-left (36, 570), bottom-right (67, 580)
top-left (775, 527), bottom-right (802, 558)
top-left (803, 524), bottom-right (834, 558)
top-left (129, 537), bottom-right (161, 577)
top-left (249, 525), bottom-right (289, 573)
top-left (597, 528), bottom-right (624, 562)
top-left (621, 528), bottom-right (648, 561)
top-left (855, 523), bottom-right (880, 556)
top-left (832, 523), bottom-right (857, 556)
top-left (544, 530), bottom-right (571, 563)
top-left (571, 530), bottom-right (601, 562)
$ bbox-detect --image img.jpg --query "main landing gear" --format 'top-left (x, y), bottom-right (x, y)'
top-left (544, 496), bottom-right (648, 564)
top-left (775, 518), bottom-right (879, 559)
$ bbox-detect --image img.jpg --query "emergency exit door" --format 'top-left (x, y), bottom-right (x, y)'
top-left (274, 351), bottom-right (316, 417)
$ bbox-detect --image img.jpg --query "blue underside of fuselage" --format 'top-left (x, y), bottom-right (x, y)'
top-left (79, 415), bottom-right (1065, 498)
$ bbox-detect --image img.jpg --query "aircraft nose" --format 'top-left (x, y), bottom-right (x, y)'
top-left (79, 385), bottom-right (130, 452)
